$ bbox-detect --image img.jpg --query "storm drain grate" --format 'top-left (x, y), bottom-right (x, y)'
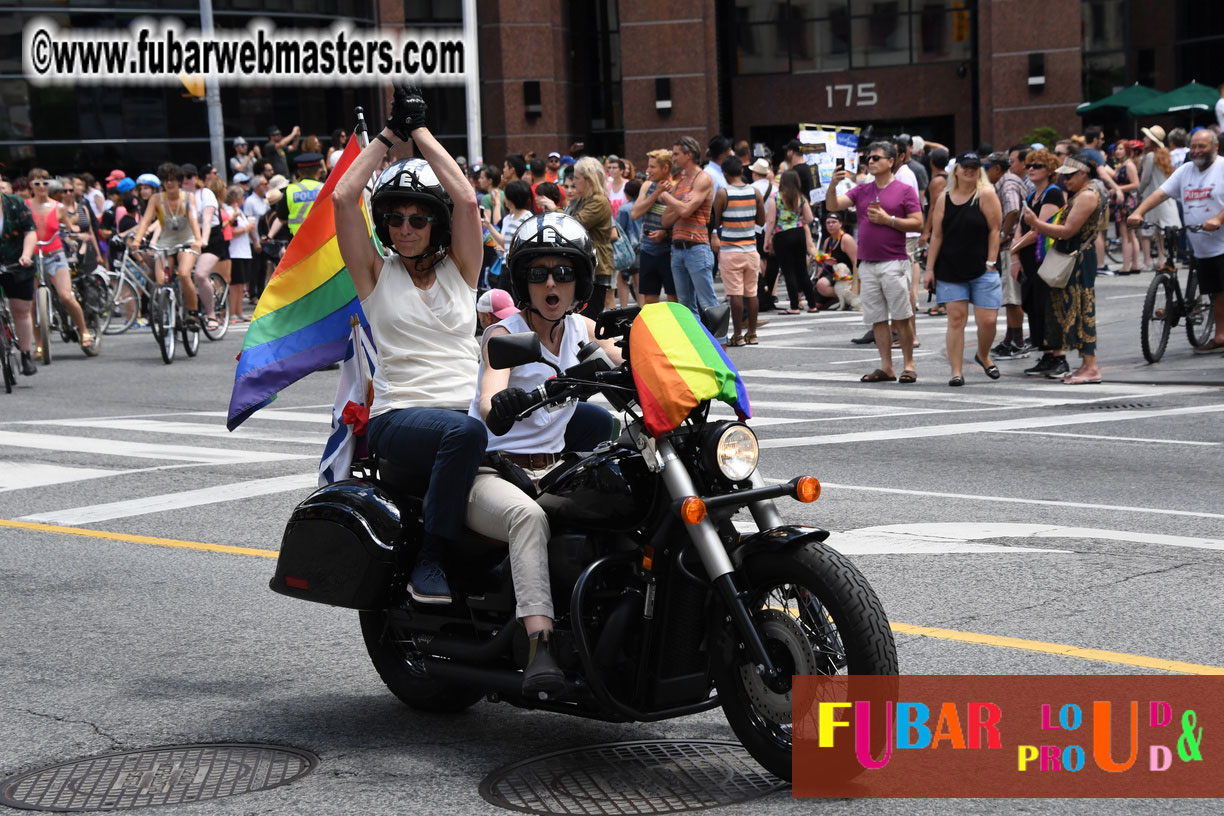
top-left (1083, 402), bottom-right (1152, 410)
top-left (0, 743), bottom-right (318, 812)
top-left (479, 739), bottom-right (786, 815)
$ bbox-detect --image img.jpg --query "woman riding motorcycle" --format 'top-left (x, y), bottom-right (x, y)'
top-left (333, 86), bottom-right (486, 607)
top-left (466, 212), bottom-right (622, 694)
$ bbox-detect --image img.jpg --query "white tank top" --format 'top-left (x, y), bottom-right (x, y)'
top-left (362, 253), bottom-right (479, 417)
top-left (469, 311), bottom-right (586, 454)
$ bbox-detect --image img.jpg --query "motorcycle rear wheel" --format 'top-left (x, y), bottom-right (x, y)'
top-left (359, 609), bottom-right (486, 713)
top-left (712, 539), bottom-right (898, 782)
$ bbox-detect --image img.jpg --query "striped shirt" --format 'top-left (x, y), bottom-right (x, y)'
top-left (640, 182), bottom-right (670, 256)
top-left (672, 172), bottom-right (711, 245)
top-left (719, 183), bottom-right (758, 252)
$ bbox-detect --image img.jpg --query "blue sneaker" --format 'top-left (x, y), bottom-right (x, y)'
top-left (408, 558), bottom-right (452, 605)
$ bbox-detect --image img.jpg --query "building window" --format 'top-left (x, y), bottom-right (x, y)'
top-left (729, 0), bottom-right (973, 76)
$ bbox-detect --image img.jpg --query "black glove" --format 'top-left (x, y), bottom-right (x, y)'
top-left (487, 387), bottom-right (534, 436)
top-left (386, 84), bottom-right (427, 141)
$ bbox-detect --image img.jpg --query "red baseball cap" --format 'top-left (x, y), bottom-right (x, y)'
top-left (106, 169), bottom-right (126, 184)
top-left (476, 289), bottom-right (518, 320)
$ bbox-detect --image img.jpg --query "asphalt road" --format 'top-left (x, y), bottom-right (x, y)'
top-left (1, 269), bottom-right (1222, 815)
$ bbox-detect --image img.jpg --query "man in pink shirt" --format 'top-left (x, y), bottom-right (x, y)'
top-left (826, 141), bottom-right (924, 383)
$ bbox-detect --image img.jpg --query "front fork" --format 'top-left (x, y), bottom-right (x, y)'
top-left (656, 439), bottom-right (787, 692)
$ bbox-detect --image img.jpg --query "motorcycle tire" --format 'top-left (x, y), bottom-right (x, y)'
top-left (711, 539), bottom-right (898, 782)
top-left (359, 609), bottom-right (486, 713)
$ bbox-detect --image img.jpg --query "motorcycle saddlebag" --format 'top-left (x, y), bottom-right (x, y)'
top-left (270, 479), bottom-right (404, 610)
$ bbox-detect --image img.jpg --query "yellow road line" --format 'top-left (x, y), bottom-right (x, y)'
top-left (0, 518), bottom-right (278, 559)
top-left (5, 518), bottom-right (1222, 674)
top-left (891, 622), bottom-right (1224, 676)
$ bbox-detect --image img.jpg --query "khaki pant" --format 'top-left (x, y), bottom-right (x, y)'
top-left (465, 467), bottom-right (552, 620)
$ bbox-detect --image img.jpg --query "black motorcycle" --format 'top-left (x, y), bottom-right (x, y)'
top-left (270, 305), bottom-right (897, 781)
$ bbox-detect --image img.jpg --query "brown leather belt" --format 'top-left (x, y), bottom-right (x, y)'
top-left (672, 240), bottom-right (703, 250)
top-left (489, 452), bottom-right (559, 470)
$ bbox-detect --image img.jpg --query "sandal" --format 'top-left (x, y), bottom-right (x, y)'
top-left (204, 317), bottom-right (220, 332)
top-left (744, 333), bottom-right (759, 345)
top-left (898, 369), bottom-right (917, 384)
top-left (974, 353), bottom-right (1001, 380)
top-left (728, 334), bottom-right (746, 347)
top-left (927, 305), bottom-right (947, 316)
top-left (860, 368), bottom-right (896, 383)
top-left (79, 331), bottom-right (96, 351)
top-left (780, 309), bottom-right (801, 315)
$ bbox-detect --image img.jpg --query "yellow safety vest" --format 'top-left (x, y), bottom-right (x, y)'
top-left (285, 178), bottom-right (323, 235)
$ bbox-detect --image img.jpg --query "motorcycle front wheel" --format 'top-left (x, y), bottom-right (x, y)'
top-left (359, 609), bottom-right (486, 713)
top-left (712, 540), bottom-right (898, 782)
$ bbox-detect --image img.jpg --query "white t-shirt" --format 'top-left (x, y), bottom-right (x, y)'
top-left (468, 311), bottom-right (585, 453)
top-left (894, 164), bottom-right (921, 239)
top-left (751, 179), bottom-right (773, 234)
top-left (1161, 155), bottom-right (1224, 259)
top-left (1216, 97), bottom-right (1224, 132)
top-left (362, 253), bottom-right (479, 416)
top-left (194, 187), bottom-right (220, 227)
top-left (228, 209), bottom-right (252, 259)
top-left (243, 192), bottom-right (269, 223)
top-left (498, 210), bottom-right (531, 256)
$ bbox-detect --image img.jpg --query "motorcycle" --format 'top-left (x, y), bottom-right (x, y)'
top-left (270, 304), bottom-right (898, 781)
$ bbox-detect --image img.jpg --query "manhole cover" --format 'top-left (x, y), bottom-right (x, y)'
top-left (479, 739), bottom-right (786, 815)
top-left (0, 743), bottom-right (317, 812)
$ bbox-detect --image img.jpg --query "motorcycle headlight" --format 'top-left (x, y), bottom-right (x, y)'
top-left (706, 422), bottom-right (759, 482)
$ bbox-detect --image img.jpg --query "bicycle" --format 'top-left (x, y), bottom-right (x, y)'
top-left (0, 267), bottom-right (25, 393)
top-left (32, 239), bottom-right (108, 361)
top-left (1139, 223), bottom-right (1215, 362)
top-left (148, 244), bottom-right (201, 364)
top-left (104, 236), bottom-right (154, 335)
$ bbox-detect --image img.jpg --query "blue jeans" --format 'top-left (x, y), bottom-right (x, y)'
top-left (564, 402), bottom-right (617, 451)
top-left (671, 243), bottom-right (719, 313)
top-left (368, 407), bottom-right (487, 542)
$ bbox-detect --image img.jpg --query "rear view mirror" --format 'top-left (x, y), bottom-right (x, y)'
top-left (486, 332), bottom-right (542, 370)
top-left (701, 304), bottom-right (730, 338)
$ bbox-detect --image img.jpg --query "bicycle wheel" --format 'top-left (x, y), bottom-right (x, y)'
top-left (1105, 236), bottom-right (1121, 265)
top-left (106, 277), bottom-right (140, 334)
top-left (1, 314), bottom-right (16, 393)
top-left (78, 274), bottom-right (106, 356)
top-left (1140, 273), bottom-right (1173, 363)
top-left (35, 286), bottom-right (53, 365)
top-left (203, 271), bottom-right (230, 340)
top-left (86, 271), bottom-right (113, 336)
top-left (1184, 266), bottom-right (1216, 348)
top-left (180, 300), bottom-right (200, 358)
top-left (153, 287), bottom-right (175, 364)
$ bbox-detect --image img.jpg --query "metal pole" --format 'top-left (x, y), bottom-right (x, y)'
top-left (462, 0), bottom-right (482, 163)
top-left (200, 0), bottom-right (226, 180)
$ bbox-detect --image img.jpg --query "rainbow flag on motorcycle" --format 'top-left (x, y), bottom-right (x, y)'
top-left (628, 302), bottom-right (751, 437)
top-left (226, 135), bottom-right (376, 431)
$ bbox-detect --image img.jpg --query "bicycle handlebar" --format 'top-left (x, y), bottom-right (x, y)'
top-left (1138, 221), bottom-right (1204, 232)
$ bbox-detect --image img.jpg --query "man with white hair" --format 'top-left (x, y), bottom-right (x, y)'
top-left (1129, 128), bottom-right (1224, 353)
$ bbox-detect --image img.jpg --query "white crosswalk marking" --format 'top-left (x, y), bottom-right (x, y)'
top-left (0, 462), bottom-right (121, 491)
top-left (0, 430), bottom-right (312, 464)
top-left (32, 418), bottom-right (329, 445)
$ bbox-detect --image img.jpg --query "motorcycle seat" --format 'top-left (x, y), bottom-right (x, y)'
top-left (372, 459), bottom-right (510, 550)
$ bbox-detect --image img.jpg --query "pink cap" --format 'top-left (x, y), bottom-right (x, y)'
top-left (106, 169), bottom-right (126, 183)
top-left (476, 288), bottom-right (518, 320)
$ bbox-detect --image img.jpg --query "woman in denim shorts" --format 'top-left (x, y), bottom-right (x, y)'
top-left (923, 154), bottom-right (1003, 386)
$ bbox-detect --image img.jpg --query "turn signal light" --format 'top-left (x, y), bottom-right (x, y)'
top-left (795, 476), bottom-right (821, 503)
top-left (642, 544), bottom-right (655, 571)
top-left (680, 497), bottom-right (707, 525)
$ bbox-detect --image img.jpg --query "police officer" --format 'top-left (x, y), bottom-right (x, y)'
top-left (275, 152), bottom-right (325, 237)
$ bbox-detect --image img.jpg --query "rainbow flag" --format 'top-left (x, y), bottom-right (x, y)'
top-left (1035, 206), bottom-right (1067, 263)
top-left (628, 302), bottom-right (751, 437)
top-left (226, 137), bottom-right (371, 431)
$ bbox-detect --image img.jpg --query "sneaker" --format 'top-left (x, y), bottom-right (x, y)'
top-left (522, 630), bottom-right (565, 696)
top-left (1044, 356), bottom-right (1071, 379)
top-left (407, 558), bottom-right (452, 605)
top-left (850, 330), bottom-right (875, 345)
top-left (993, 342), bottom-right (1030, 360)
top-left (20, 351), bottom-right (37, 376)
top-left (1016, 339), bottom-right (1036, 355)
top-left (1024, 353), bottom-right (1055, 377)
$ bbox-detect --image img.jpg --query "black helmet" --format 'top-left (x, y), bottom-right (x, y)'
top-left (506, 212), bottom-right (596, 307)
top-left (371, 158), bottom-right (452, 256)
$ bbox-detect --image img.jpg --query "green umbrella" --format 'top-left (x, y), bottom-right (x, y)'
top-left (1076, 83), bottom-right (1159, 115)
top-left (1128, 81), bottom-right (1220, 117)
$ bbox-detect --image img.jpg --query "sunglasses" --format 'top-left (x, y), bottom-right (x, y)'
top-left (383, 213), bottom-right (435, 229)
top-left (525, 264), bottom-right (577, 284)
top-left (30, 180), bottom-right (48, 187)
top-left (1026, 163), bottom-right (1047, 170)
top-left (866, 155), bottom-right (887, 162)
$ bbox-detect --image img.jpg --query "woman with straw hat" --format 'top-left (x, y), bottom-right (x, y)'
top-left (1135, 125), bottom-right (1182, 270)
